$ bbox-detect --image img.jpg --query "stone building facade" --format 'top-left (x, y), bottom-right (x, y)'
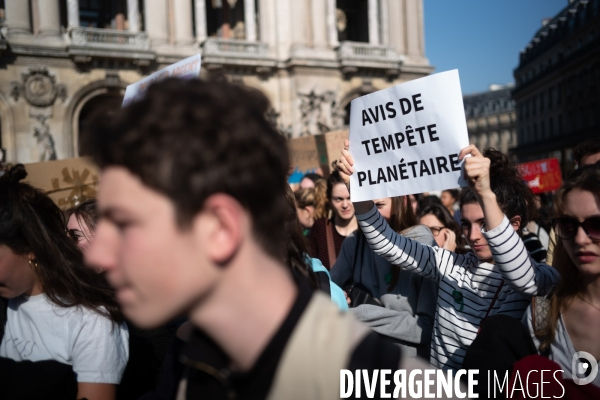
top-left (463, 84), bottom-right (517, 155)
top-left (0, 0), bottom-right (432, 163)
top-left (511, 0), bottom-right (600, 172)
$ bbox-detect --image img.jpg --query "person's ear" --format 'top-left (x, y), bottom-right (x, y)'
top-left (192, 194), bottom-right (245, 266)
top-left (510, 216), bottom-right (522, 232)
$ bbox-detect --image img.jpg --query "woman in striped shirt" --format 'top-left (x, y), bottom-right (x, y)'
top-left (336, 143), bottom-right (560, 371)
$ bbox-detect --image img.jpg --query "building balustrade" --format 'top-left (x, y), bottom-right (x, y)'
top-left (201, 38), bottom-right (275, 71)
top-left (336, 41), bottom-right (403, 75)
top-left (68, 27), bottom-right (154, 64)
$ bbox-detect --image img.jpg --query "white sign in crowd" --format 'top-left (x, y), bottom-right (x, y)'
top-left (349, 70), bottom-right (470, 202)
top-left (122, 54), bottom-right (202, 107)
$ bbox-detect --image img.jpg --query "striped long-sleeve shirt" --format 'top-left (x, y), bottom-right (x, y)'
top-left (357, 206), bottom-right (559, 371)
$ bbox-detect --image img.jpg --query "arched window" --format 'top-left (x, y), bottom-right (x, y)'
top-left (78, 93), bottom-right (123, 155)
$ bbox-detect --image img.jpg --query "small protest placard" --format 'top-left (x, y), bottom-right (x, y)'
top-left (518, 158), bottom-right (562, 194)
top-left (348, 70), bottom-right (469, 201)
top-left (122, 54), bottom-right (202, 107)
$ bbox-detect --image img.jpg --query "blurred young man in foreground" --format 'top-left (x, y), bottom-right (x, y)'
top-left (82, 78), bottom-right (449, 399)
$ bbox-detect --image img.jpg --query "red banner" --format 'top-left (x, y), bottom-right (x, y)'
top-left (518, 158), bottom-right (562, 194)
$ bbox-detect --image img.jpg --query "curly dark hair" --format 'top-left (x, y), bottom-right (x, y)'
top-left (573, 138), bottom-right (600, 166)
top-left (458, 148), bottom-right (537, 233)
top-left (0, 164), bottom-right (123, 323)
top-left (82, 77), bottom-right (290, 260)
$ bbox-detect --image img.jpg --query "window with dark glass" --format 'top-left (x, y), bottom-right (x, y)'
top-left (79, 0), bottom-right (126, 29)
top-left (206, 0), bottom-right (248, 39)
top-left (336, 0), bottom-right (369, 42)
top-left (0, 0), bottom-right (5, 24)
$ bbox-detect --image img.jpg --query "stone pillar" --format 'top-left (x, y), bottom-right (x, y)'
top-left (379, 0), bottom-right (389, 45)
top-left (368, 0), bottom-right (379, 45)
top-left (326, 0), bottom-right (337, 47)
top-left (416, 0), bottom-right (425, 57)
top-left (405, 0), bottom-right (420, 57)
top-left (5, 0), bottom-right (32, 37)
top-left (38, 0), bottom-right (62, 37)
top-left (388, 0), bottom-right (405, 55)
top-left (67, 0), bottom-right (79, 28)
top-left (128, 0), bottom-right (140, 32)
top-left (311, 0), bottom-right (326, 47)
top-left (244, 0), bottom-right (257, 41)
top-left (173, 0), bottom-right (194, 45)
top-left (194, 0), bottom-right (207, 42)
top-left (144, 0), bottom-right (169, 46)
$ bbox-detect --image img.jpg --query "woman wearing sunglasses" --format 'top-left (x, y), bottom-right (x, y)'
top-left (525, 165), bottom-right (600, 387)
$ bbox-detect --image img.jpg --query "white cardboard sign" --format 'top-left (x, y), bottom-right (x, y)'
top-left (122, 54), bottom-right (202, 107)
top-left (349, 70), bottom-right (469, 202)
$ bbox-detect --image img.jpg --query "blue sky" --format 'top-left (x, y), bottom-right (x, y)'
top-left (424, 0), bottom-right (568, 94)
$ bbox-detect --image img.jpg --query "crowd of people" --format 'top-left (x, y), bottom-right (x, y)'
top-left (0, 76), bottom-right (599, 399)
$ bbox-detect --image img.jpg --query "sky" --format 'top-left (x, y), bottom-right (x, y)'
top-left (424, 0), bottom-right (569, 94)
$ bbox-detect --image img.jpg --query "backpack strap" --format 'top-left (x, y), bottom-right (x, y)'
top-left (266, 293), bottom-right (370, 400)
top-left (314, 271), bottom-right (331, 297)
top-left (531, 296), bottom-right (551, 338)
top-left (0, 297), bottom-right (7, 343)
top-left (325, 219), bottom-right (337, 269)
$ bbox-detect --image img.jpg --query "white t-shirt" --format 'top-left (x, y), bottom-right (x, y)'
top-left (0, 293), bottom-right (129, 384)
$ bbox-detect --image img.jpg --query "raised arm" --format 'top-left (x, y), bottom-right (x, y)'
top-left (355, 205), bottom-right (466, 283)
top-left (334, 140), bottom-right (470, 283)
top-left (459, 145), bottom-right (559, 295)
top-left (483, 215), bottom-right (559, 295)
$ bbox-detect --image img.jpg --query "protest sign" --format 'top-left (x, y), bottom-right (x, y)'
top-left (122, 54), bottom-right (201, 107)
top-left (288, 130), bottom-right (349, 185)
top-left (24, 157), bottom-right (99, 209)
top-left (348, 70), bottom-right (469, 201)
top-left (518, 158), bottom-right (562, 194)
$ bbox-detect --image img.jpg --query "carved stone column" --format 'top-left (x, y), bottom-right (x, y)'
top-left (5, 0), bottom-right (32, 37)
top-left (326, 0), bottom-right (338, 47)
top-left (244, 0), bottom-right (257, 41)
top-left (173, 0), bottom-right (194, 45)
top-left (194, 0), bottom-right (207, 42)
top-left (128, 0), bottom-right (140, 33)
top-left (368, 0), bottom-right (379, 45)
top-left (67, 0), bottom-right (79, 28)
top-left (144, 0), bottom-right (169, 46)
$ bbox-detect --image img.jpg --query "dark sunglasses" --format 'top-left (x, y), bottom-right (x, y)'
top-left (553, 216), bottom-right (600, 241)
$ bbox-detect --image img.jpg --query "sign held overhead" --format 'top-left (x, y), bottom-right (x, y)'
top-left (349, 70), bottom-right (470, 201)
top-left (122, 54), bottom-right (201, 107)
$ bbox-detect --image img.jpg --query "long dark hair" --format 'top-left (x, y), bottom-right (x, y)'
top-left (385, 196), bottom-right (418, 291)
top-left (419, 204), bottom-right (468, 254)
top-left (539, 166), bottom-right (600, 351)
top-left (284, 185), bottom-right (318, 288)
top-left (0, 165), bottom-right (123, 323)
top-left (70, 199), bottom-right (98, 232)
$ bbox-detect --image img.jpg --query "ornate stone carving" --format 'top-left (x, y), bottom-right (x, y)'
top-left (10, 67), bottom-right (67, 107)
top-left (32, 116), bottom-right (57, 161)
top-left (298, 90), bottom-right (346, 136)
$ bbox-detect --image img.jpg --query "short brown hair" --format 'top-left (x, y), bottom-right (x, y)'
top-left (83, 77), bottom-right (290, 259)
